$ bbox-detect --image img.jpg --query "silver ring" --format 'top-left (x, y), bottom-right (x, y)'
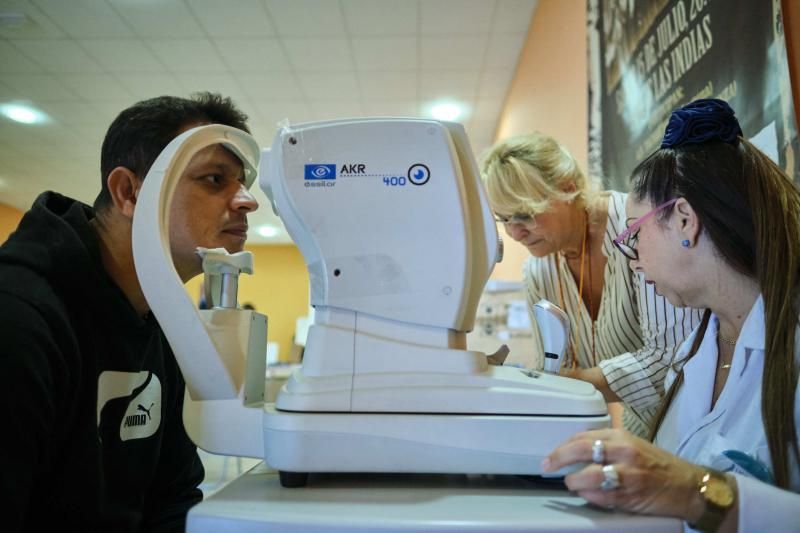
top-left (600, 464), bottom-right (620, 491)
top-left (591, 439), bottom-right (605, 464)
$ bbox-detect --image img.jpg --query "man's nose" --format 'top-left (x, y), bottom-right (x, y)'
top-left (232, 184), bottom-right (258, 212)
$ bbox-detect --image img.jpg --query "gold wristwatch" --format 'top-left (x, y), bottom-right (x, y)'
top-left (690, 469), bottom-right (735, 532)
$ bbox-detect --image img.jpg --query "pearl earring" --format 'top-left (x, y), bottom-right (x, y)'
top-left (681, 239), bottom-right (690, 247)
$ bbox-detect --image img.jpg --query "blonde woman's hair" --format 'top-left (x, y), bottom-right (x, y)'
top-left (479, 132), bottom-right (597, 216)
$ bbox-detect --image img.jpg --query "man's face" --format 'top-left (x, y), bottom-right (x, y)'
top-left (168, 143), bottom-right (258, 280)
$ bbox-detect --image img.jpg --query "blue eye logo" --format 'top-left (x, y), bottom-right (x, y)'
top-left (304, 164), bottom-right (336, 180)
top-left (407, 164), bottom-right (430, 185)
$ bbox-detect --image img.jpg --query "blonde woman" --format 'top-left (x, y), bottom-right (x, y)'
top-left (481, 132), bottom-right (702, 437)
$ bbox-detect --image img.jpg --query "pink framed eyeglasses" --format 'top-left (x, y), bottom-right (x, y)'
top-left (613, 198), bottom-right (678, 260)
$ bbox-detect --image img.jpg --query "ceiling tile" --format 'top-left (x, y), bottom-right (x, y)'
top-left (39, 137), bottom-right (99, 162)
top-left (420, 36), bottom-right (488, 70)
top-left (477, 68), bottom-right (515, 98)
top-left (79, 39), bottom-right (165, 72)
top-left (469, 137), bottom-right (495, 160)
top-left (0, 80), bottom-right (16, 100)
top-left (215, 39), bottom-right (290, 72)
top-left (472, 98), bottom-right (505, 122)
top-left (90, 100), bottom-right (141, 125)
top-left (32, 0), bottom-right (135, 38)
top-left (283, 38), bottom-right (354, 71)
top-left (148, 39), bottom-right (227, 73)
top-left (252, 101), bottom-right (313, 128)
top-left (109, 0), bottom-right (206, 38)
top-left (0, 124), bottom-right (42, 145)
top-left (233, 100), bottom-right (261, 124)
top-left (341, 0), bottom-right (417, 36)
top-left (30, 122), bottom-right (93, 146)
top-left (0, 0), bottom-right (534, 240)
top-left (265, 0), bottom-right (346, 37)
top-left (419, 70), bottom-right (479, 101)
top-left (0, 41), bottom-right (43, 73)
top-left (308, 100), bottom-right (364, 121)
top-left (421, 0), bottom-right (495, 35)
top-left (237, 73), bottom-right (303, 101)
top-left (352, 37), bottom-right (416, 70)
top-left (0, 141), bottom-right (25, 157)
top-left (114, 73), bottom-right (184, 100)
top-left (0, 1), bottom-right (65, 39)
top-left (492, 0), bottom-right (538, 33)
top-left (2, 73), bottom-right (81, 101)
top-left (359, 71), bottom-right (417, 100)
top-left (363, 100), bottom-right (420, 117)
top-left (248, 120), bottom-right (285, 145)
top-left (297, 72), bottom-right (359, 100)
top-left (12, 40), bottom-right (104, 73)
top-left (36, 101), bottom-right (102, 126)
top-left (187, 0), bottom-right (275, 37)
top-left (60, 73), bottom-right (135, 102)
top-left (483, 33), bottom-right (527, 69)
top-left (67, 124), bottom-right (108, 151)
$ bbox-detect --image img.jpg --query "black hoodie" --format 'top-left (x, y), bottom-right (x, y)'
top-left (0, 192), bottom-right (204, 532)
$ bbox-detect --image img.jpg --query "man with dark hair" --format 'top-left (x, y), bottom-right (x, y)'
top-left (0, 92), bottom-right (258, 531)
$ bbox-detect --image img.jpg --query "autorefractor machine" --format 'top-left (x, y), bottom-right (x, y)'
top-left (131, 119), bottom-right (610, 488)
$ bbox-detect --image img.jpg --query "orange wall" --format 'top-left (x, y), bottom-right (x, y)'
top-left (490, 0), bottom-right (588, 281)
top-left (185, 244), bottom-right (310, 361)
top-left (0, 203), bottom-right (23, 244)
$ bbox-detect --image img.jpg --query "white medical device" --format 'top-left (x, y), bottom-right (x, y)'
top-left (132, 120), bottom-right (610, 489)
top-left (534, 299), bottom-right (571, 374)
top-left (260, 118), bottom-right (609, 486)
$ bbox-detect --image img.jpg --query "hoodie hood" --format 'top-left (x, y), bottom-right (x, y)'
top-left (0, 192), bottom-right (99, 283)
top-left (0, 191), bottom-right (147, 329)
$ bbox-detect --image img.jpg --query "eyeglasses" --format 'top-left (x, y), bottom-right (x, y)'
top-left (494, 212), bottom-right (537, 226)
top-left (613, 198), bottom-right (678, 260)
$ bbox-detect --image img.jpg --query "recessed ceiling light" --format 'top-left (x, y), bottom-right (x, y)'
top-left (1, 103), bottom-right (48, 125)
top-left (430, 102), bottom-right (464, 122)
top-left (257, 225), bottom-right (279, 238)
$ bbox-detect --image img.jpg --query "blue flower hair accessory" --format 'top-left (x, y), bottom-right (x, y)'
top-left (660, 98), bottom-right (743, 149)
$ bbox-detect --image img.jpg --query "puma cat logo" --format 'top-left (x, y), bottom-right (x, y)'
top-left (97, 371), bottom-right (162, 441)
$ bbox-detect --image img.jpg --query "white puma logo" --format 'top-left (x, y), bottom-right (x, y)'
top-left (97, 371), bottom-right (162, 441)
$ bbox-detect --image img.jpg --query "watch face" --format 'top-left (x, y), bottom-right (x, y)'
top-left (704, 477), bottom-right (735, 507)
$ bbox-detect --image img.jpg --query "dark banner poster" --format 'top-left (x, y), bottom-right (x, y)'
top-left (588, 0), bottom-right (799, 190)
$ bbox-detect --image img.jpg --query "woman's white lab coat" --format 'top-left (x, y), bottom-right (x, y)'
top-left (655, 296), bottom-right (800, 532)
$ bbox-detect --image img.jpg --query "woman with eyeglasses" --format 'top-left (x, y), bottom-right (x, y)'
top-left (542, 99), bottom-right (800, 532)
top-left (480, 132), bottom-right (702, 438)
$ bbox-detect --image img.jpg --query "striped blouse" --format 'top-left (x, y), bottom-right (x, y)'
top-left (513, 191), bottom-right (703, 437)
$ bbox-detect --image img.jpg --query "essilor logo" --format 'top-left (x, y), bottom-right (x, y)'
top-left (312, 166), bottom-right (331, 178)
top-left (304, 164), bottom-right (336, 180)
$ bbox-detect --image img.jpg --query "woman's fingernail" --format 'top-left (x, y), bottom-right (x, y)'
top-left (540, 458), bottom-right (551, 471)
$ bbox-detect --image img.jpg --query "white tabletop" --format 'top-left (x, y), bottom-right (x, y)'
top-left (188, 463), bottom-right (682, 532)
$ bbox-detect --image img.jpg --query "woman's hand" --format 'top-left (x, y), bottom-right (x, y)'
top-left (542, 428), bottom-right (706, 521)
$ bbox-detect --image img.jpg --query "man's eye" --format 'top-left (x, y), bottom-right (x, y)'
top-left (201, 174), bottom-right (224, 185)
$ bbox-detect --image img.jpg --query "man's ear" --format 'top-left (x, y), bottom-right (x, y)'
top-left (105, 166), bottom-right (142, 219)
top-left (674, 197), bottom-right (701, 246)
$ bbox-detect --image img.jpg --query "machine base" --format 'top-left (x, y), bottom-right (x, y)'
top-left (263, 404), bottom-right (610, 487)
